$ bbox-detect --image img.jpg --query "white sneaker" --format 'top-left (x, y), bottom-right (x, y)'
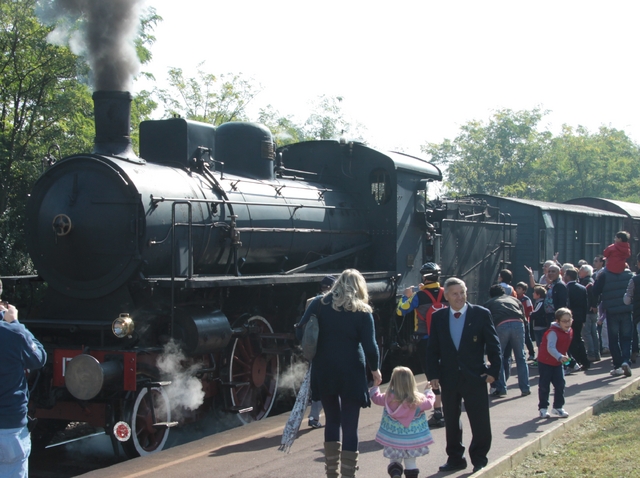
top-left (622, 362), bottom-right (632, 377)
top-left (551, 408), bottom-right (569, 418)
top-left (539, 408), bottom-right (550, 418)
top-left (610, 367), bottom-right (624, 376)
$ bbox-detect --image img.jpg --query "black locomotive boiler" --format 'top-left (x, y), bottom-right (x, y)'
top-left (15, 91), bottom-right (442, 457)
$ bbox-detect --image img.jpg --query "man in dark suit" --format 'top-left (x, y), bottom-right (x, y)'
top-left (426, 277), bottom-right (502, 474)
top-left (564, 268), bottom-right (591, 371)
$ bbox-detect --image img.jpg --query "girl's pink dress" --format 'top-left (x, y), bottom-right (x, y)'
top-left (370, 386), bottom-right (435, 459)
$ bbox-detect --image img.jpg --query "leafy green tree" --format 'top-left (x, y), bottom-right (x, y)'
top-left (535, 125), bottom-right (640, 202)
top-left (154, 65), bottom-right (260, 125)
top-left (423, 108), bottom-right (551, 196)
top-left (258, 95), bottom-right (366, 146)
top-left (0, 1), bottom-right (159, 274)
top-left (0, 0), bottom-right (91, 274)
top-left (303, 95), bottom-right (366, 142)
top-left (135, 7), bottom-right (161, 71)
top-left (130, 6), bottom-right (161, 149)
top-left (257, 105), bottom-right (305, 146)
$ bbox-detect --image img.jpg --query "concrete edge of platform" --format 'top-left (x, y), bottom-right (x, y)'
top-left (476, 375), bottom-right (640, 477)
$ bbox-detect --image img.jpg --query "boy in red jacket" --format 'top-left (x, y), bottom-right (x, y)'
top-left (537, 308), bottom-right (573, 419)
top-left (603, 231), bottom-right (631, 274)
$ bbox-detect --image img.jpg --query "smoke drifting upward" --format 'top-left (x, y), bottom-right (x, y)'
top-left (156, 340), bottom-right (205, 420)
top-left (42, 0), bottom-right (144, 91)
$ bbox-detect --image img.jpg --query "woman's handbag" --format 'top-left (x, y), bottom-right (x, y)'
top-left (300, 314), bottom-right (319, 360)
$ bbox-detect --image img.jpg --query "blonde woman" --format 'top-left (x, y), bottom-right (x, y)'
top-left (302, 269), bottom-right (382, 478)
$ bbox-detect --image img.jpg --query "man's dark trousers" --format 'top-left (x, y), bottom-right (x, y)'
top-left (607, 312), bottom-right (633, 368)
top-left (441, 370), bottom-right (491, 468)
top-left (569, 320), bottom-right (590, 368)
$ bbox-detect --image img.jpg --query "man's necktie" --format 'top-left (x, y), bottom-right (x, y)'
top-left (454, 312), bottom-right (461, 318)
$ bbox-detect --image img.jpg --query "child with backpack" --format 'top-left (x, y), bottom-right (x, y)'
top-left (396, 263), bottom-right (448, 427)
top-left (370, 366), bottom-right (435, 478)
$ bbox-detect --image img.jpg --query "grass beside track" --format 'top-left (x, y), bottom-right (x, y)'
top-left (501, 386), bottom-right (640, 477)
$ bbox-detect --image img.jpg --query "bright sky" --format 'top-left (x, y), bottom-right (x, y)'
top-left (136, 0), bottom-right (640, 157)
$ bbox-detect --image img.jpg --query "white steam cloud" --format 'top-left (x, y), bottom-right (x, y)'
top-left (156, 340), bottom-right (205, 419)
top-left (278, 361), bottom-right (309, 391)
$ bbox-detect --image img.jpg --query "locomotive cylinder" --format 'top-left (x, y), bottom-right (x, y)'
top-left (173, 308), bottom-right (233, 356)
top-left (65, 354), bottom-right (124, 400)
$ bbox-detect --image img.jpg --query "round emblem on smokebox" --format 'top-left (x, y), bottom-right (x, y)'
top-left (114, 421), bottom-right (132, 442)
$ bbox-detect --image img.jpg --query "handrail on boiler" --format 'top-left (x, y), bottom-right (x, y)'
top-left (170, 201), bottom-right (193, 338)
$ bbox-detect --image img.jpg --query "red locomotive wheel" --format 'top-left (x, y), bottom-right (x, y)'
top-left (122, 382), bottom-right (171, 458)
top-left (228, 316), bottom-right (280, 424)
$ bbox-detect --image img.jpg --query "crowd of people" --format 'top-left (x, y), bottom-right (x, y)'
top-left (297, 230), bottom-right (640, 477)
top-left (5, 232), bottom-right (638, 478)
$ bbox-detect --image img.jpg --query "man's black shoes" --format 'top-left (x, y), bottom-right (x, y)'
top-left (473, 464), bottom-right (486, 473)
top-left (439, 460), bottom-right (467, 472)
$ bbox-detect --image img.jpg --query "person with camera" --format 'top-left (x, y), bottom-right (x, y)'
top-left (0, 279), bottom-right (47, 478)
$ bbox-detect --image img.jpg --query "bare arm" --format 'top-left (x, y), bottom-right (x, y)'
top-left (524, 265), bottom-right (536, 289)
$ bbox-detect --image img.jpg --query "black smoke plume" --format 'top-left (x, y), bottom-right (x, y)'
top-left (40, 0), bottom-right (144, 91)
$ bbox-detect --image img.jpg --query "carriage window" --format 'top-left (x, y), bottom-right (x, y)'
top-left (370, 169), bottom-right (391, 205)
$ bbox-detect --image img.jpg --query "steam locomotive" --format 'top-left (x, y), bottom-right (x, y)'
top-left (9, 91), bottom-right (445, 457)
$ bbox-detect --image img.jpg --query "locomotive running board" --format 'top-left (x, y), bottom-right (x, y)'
top-left (144, 270), bottom-right (395, 288)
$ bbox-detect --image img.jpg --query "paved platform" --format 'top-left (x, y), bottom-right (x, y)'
top-left (80, 358), bottom-right (640, 478)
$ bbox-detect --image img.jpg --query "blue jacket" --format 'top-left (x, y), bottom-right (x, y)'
top-left (593, 269), bottom-right (633, 315)
top-left (0, 315), bottom-right (47, 429)
top-left (303, 296), bottom-right (379, 407)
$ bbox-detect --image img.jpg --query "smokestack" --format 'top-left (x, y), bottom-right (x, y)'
top-left (92, 91), bottom-right (136, 159)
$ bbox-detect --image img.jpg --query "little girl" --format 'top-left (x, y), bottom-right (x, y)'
top-left (370, 366), bottom-right (435, 478)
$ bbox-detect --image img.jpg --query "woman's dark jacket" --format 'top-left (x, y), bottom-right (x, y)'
top-left (301, 296), bottom-right (380, 407)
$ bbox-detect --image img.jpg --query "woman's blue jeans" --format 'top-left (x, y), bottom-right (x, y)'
top-left (496, 321), bottom-right (530, 394)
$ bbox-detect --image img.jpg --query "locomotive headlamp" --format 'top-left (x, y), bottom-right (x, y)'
top-left (112, 313), bottom-right (134, 338)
